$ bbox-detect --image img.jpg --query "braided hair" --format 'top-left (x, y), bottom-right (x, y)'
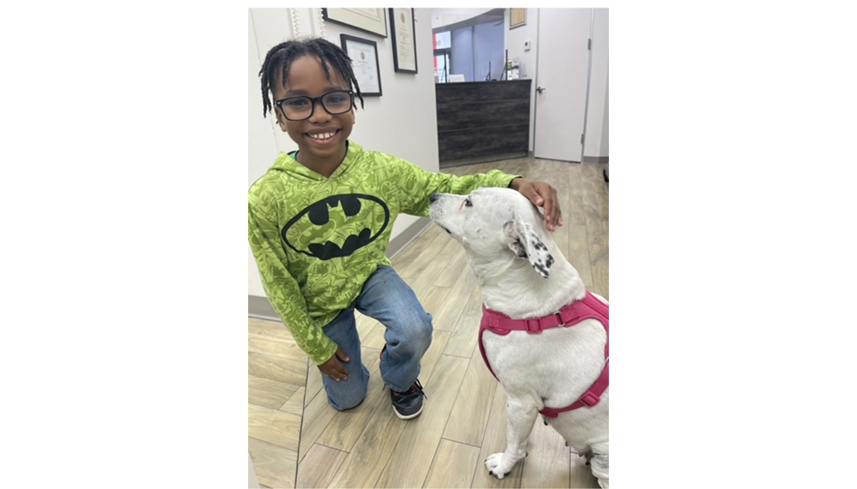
top-left (259, 37), bottom-right (365, 118)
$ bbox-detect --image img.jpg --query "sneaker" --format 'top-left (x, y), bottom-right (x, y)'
top-left (391, 379), bottom-right (426, 420)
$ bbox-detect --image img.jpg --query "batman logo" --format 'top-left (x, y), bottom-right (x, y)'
top-left (282, 193), bottom-right (390, 260)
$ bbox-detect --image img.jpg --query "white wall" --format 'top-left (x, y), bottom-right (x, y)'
top-left (248, 8), bottom-right (440, 297)
top-left (584, 9), bottom-right (609, 158)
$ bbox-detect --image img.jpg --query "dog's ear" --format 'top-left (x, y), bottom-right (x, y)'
top-left (503, 219), bottom-right (554, 278)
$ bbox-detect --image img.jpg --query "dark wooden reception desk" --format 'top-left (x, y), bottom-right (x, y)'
top-left (436, 79), bottom-right (531, 168)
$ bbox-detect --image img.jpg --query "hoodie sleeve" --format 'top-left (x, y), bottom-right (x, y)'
top-left (389, 157), bottom-right (521, 217)
top-left (248, 196), bottom-right (339, 366)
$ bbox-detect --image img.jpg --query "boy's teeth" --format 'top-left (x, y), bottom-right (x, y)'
top-left (309, 132), bottom-right (335, 140)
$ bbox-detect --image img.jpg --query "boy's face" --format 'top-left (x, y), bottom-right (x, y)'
top-left (273, 55), bottom-right (355, 167)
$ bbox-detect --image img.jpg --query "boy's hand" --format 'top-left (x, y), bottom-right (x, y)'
top-left (318, 346), bottom-right (349, 381)
top-left (511, 178), bottom-right (564, 231)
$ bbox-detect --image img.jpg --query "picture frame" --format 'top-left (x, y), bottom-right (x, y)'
top-left (510, 8), bottom-right (527, 29)
top-left (323, 8), bottom-right (387, 38)
top-left (340, 34), bottom-right (382, 97)
top-left (389, 8), bottom-right (417, 74)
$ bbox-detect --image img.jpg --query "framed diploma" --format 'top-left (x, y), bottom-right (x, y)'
top-left (389, 8), bottom-right (417, 74)
top-left (340, 34), bottom-right (382, 97)
top-left (510, 8), bottom-right (527, 29)
top-left (323, 8), bottom-right (387, 38)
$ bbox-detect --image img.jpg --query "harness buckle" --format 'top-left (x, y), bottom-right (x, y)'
top-left (580, 392), bottom-right (600, 407)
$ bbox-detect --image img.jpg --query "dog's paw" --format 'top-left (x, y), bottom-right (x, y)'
top-left (485, 453), bottom-right (512, 479)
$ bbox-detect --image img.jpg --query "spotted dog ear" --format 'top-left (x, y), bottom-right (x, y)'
top-left (503, 219), bottom-right (554, 278)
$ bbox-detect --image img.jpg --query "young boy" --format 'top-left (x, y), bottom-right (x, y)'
top-left (248, 38), bottom-right (563, 419)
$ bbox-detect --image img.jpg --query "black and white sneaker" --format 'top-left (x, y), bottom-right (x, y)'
top-left (391, 379), bottom-right (426, 420)
top-left (380, 345), bottom-right (427, 419)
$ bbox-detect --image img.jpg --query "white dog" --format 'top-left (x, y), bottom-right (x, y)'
top-left (429, 187), bottom-right (609, 488)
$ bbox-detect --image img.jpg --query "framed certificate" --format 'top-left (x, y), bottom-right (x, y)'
top-left (323, 8), bottom-right (387, 38)
top-left (510, 8), bottom-right (527, 29)
top-left (340, 34), bottom-right (382, 97)
top-left (389, 8), bottom-right (417, 74)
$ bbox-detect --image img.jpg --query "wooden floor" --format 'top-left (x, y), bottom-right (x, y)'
top-left (249, 158), bottom-right (609, 488)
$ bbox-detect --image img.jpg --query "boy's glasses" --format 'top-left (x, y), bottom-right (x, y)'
top-left (275, 90), bottom-right (355, 121)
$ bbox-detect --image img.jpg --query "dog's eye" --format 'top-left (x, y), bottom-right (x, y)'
top-left (464, 197), bottom-right (473, 207)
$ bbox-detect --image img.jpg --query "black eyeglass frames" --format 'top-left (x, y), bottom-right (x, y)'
top-left (274, 90), bottom-right (355, 121)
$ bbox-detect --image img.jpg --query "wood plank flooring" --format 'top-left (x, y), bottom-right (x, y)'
top-left (249, 158), bottom-right (608, 488)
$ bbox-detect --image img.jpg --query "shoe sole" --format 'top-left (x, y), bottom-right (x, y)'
top-left (392, 404), bottom-right (423, 420)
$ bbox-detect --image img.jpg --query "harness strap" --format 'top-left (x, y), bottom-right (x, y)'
top-left (479, 291), bottom-right (609, 417)
top-left (478, 326), bottom-right (499, 380)
top-left (540, 361), bottom-right (609, 418)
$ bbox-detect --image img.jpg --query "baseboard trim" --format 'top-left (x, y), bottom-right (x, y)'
top-left (248, 217), bottom-right (432, 320)
top-left (387, 217), bottom-right (431, 259)
top-left (582, 155), bottom-right (609, 164)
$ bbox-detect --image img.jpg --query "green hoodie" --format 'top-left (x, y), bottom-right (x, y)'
top-left (248, 141), bottom-right (519, 365)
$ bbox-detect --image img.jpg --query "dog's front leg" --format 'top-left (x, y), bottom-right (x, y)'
top-left (485, 397), bottom-right (539, 479)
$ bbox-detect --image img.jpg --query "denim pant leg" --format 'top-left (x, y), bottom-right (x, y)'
top-left (319, 307), bottom-right (371, 410)
top-left (354, 265), bottom-right (433, 392)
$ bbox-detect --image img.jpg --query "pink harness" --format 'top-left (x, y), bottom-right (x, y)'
top-left (479, 291), bottom-right (609, 418)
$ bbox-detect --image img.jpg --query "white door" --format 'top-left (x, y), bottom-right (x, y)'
top-left (534, 8), bottom-right (592, 162)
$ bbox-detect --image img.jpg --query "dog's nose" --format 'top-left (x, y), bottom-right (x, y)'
top-left (429, 193), bottom-right (439, 203)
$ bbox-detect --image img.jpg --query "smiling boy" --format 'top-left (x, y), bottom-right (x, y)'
top-left (249, 37), bottom-right (562, 419)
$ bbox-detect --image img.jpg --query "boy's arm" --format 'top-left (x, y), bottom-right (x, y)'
top-left (392, 159), bottom-right (563, 230)
top-left (248, 202), bottom-right (338, 366)
top-left (394, 161), bottom-right (518, 216)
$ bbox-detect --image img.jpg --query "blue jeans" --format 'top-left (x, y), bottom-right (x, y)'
top-left (320, 265), bottom-right (433, 410)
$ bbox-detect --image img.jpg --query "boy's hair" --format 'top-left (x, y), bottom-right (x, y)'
top-left (259, 37), bottom-right (365, 118)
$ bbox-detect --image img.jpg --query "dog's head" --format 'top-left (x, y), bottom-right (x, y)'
top-left (428, 187), bottom-right (554, 278)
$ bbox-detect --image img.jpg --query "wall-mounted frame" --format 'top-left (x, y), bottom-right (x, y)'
top-left (510, 8), bottom-right (527, 29)
top-left (323, 8), bottom-right (387, 38)
top-left (389, 8), bottom-right (417, 74)
top-left (340, 34), bottom-right (382, 97)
